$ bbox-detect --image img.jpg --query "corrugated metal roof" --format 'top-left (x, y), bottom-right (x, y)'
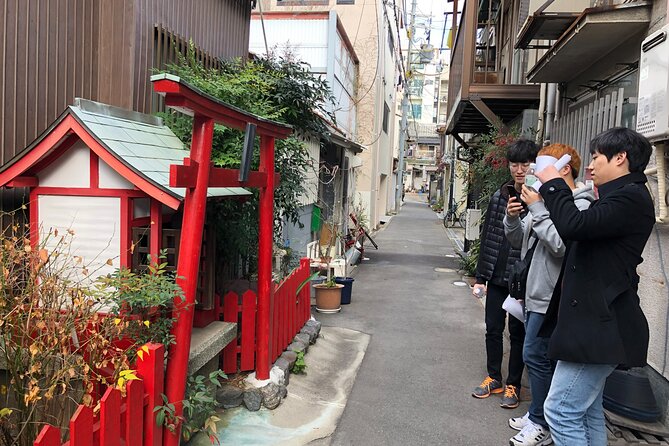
top-left (70, 98), bottom-right (251, 200)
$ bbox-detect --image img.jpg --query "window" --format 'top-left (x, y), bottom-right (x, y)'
top-left (411, 104), bottom-right (422, 120)
top-left (337, 0), bottom-right (355, 4)
top-left (382, 102), bottom-right (390, 134)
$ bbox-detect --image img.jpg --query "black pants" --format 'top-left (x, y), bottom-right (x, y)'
top-left (485, 282), bottom-right (525, 387)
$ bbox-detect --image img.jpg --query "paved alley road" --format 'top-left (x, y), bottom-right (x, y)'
top-left (314, 197), bottom-right (529, 446)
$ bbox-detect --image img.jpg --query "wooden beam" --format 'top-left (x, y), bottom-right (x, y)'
top-left (470, 98), bottom-right (508, 132)
top-left (451, 132), bottom-right (469, 151)
top-left (170, 164), bottom-right (279, 189)
top-left (6, 176), bottom-right (38, 188)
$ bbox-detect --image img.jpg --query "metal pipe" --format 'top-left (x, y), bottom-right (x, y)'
top-left (537, 83), bottom-right (546, 142)
top-left (545, 83), bottom-right (557, 143)
top-left (656, 143), bottom-right (667, 223)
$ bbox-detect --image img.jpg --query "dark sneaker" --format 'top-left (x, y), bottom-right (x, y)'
top-left (500, 385), bottom-right (520, 409)
top-left (472, 376), bottom-right (503, 398)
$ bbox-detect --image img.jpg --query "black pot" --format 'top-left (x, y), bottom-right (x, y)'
top-left (603, 368), bottom-right (661, 423)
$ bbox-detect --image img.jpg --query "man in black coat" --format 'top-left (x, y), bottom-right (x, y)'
top-left (536, 127), bottom-right (655, 446)
top-left (471, 139), bottom-right (538, 409)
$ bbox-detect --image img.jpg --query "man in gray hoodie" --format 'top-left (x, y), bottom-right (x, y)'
top-left (503, 144), bottom-right (595, 446)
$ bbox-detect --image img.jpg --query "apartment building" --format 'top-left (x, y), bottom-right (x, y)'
top-left (255, 0), bottom-right (403, 230)
top-left (249, 11), bottom-right (363, 256)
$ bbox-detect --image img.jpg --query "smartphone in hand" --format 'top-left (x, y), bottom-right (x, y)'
top-left (506, 185), bottom-right (527, 211)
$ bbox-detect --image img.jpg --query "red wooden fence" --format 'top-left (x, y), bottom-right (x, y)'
top-left (271, 258), bottom-right (311, 362)
top-left (34, 343), bottom-right (165, 446)
top-left (222, 258), bottom-right (311, 374)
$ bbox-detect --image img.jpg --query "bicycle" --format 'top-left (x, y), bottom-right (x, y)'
top-left (443, 207), bottom-right (467, 229)
top-left (345, 212), bottom-right (379, 265)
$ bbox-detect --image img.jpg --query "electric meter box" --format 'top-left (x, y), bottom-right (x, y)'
top-left (637, 24), bottom-right (669, 142)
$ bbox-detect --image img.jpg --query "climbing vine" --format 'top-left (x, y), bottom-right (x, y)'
top-left (159, 46), bottom-right (338, 272)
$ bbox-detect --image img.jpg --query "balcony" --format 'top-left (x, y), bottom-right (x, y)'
top-left (445, 0), bottom-right (540, 136)
top-left (526, 1), bottom-right (652, 83)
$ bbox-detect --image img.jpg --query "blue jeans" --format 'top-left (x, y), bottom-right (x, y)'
top-left (544, 361), bottom-right (617, 446)
top-left (523, 311), bottom-right (554, 428)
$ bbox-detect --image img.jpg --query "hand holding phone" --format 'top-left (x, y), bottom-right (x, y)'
top-left (506, 185), bottom-right (526, 216)
top-left (506, 184), bottom-right (520, 200)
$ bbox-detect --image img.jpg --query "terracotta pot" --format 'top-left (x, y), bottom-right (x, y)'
top-left (314, 284), bottom-right (344, 313)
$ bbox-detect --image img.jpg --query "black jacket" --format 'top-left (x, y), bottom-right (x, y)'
top-left (475, 181), bottom-right (523, 287)
top-left (538, 172), bottom-right (655, 367)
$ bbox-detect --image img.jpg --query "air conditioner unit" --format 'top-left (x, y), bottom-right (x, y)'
top-left (637, 24), bottom-right (669, 142)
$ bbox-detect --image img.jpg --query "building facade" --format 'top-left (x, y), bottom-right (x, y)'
top-left (0, 0), bottom-right (253, 225)
top-left (249, 11), bottom-right (363, 257)
top-left (254, 0), bottom-right (403, 230)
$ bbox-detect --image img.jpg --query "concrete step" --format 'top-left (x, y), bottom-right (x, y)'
top-left (188, 321), bottom-right (237, 376)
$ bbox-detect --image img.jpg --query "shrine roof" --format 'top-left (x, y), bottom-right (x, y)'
top-left (69, 99), bottom-right (251, 200)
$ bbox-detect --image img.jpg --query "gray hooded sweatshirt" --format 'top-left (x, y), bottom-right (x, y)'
top-left (503, 182), bottom-right (596, 314)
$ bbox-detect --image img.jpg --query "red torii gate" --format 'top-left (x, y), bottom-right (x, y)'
top-left (151, 74), bottom-right (292, 446)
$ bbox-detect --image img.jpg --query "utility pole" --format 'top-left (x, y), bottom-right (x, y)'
top-left (394, 0), bottom-right (417, 214)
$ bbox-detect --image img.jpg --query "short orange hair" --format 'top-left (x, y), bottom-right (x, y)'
top-left (538, 143), bottom-right (581, 178)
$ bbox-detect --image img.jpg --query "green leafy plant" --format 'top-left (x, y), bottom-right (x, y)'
top-left (97, 252), bottom-right (185, 361)
top-left (457, 239), bottom-right (480, 277)
top-left (155, 370), bottom-right (227, 444)
top-left (154, 394), bottom-right (182, 436)
top-left (157, 45), bottom-right (337, 279)
top-left (291, 351), bottom-right (307, 375)
top-left (458, 126), bottom-right (521, 213)
top-left (182, 370), bottom-right (227, 444)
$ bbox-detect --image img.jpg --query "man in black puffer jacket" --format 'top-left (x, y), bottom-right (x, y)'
top-left (471, 139), bottom-right (538, 409)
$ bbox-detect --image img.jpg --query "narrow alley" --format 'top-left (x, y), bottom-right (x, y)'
top-left (315, 195), bottom-right (530, 445)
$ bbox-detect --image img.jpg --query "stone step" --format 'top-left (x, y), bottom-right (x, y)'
top-left (188, 321), bottom-right (237, 376)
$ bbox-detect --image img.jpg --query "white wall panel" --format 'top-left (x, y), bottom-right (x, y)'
top-left (250, 19), bottom-right (328, 69)
top-left (39, 195), bottom-right (121, 287)
top-left (38, 141), bottom-right (90, 188)
top-left (99, 158), bottom-right (134, 189)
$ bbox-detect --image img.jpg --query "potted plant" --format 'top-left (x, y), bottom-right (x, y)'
top-left (457, 239), bottom-right (479, 286)
top-left (313, 276), bottom-right (344, 313)
top-left (313, 218), bottom-right (344, 313)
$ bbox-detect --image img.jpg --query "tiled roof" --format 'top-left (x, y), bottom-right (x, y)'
top-left (70, 98), bottom-right (251, 200)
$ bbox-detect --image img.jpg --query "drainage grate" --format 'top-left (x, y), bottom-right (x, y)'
top-left (607, 420), bottom-right (669, 445)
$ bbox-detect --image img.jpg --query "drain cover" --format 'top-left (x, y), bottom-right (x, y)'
top-left (453, 281), bottom-right (468, 287)
top-left (434, 267), bottom-right (455, 273)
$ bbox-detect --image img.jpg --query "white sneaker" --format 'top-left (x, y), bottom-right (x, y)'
top-left (509, 421), bottom-right (553, 446)
top-left (508, 412), bottom-right (530, 431)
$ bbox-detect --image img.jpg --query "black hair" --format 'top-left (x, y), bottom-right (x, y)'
top-left (506, 139), bottom-right (539, 163)
top-left (589, 127), bottom-right (652, 173)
